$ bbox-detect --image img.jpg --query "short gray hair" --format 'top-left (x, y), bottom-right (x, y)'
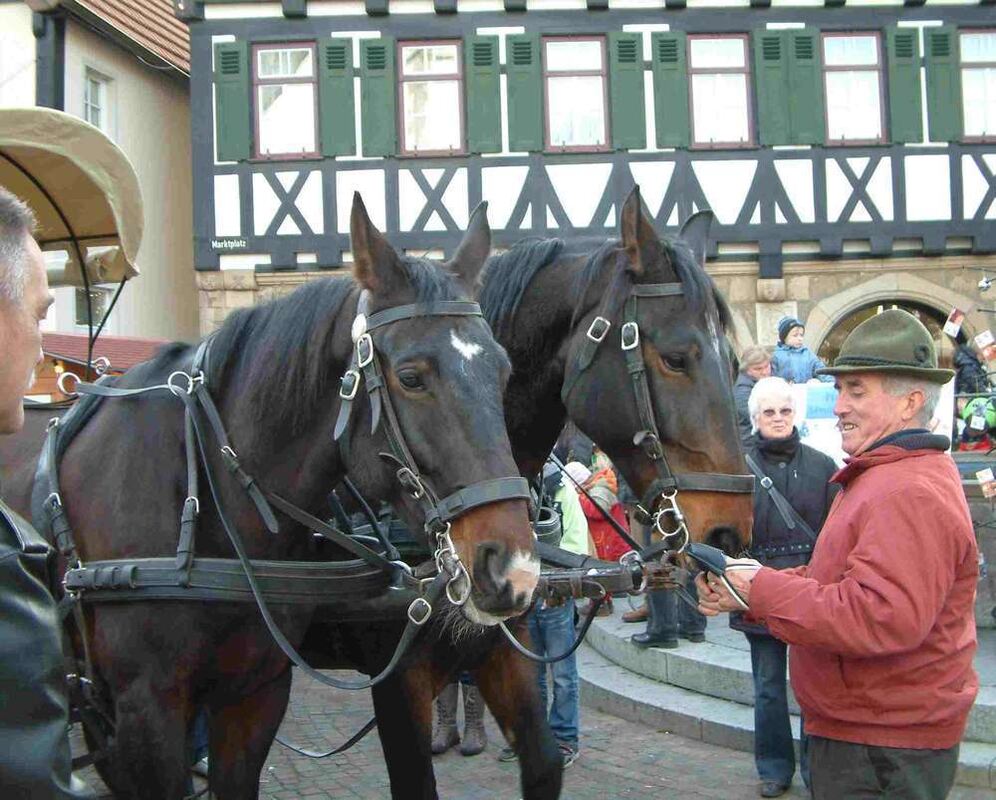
top-left (739, 345), bottom-right (771, 373)
top-left (747, 376), bottom-right (795, 431)
top-left (881, 374), bottom-right (941, 426)
top-left (0, 187), bottom-right (37, 303)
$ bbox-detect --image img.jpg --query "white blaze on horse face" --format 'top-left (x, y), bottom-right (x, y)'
top-left (450, 330), bottom-right (483, 362)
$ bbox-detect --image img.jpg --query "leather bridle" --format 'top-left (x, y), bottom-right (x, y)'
top-left (332, 290), bottom-right (532, 605)
top-left (561, 280), bottom-right (754, 557)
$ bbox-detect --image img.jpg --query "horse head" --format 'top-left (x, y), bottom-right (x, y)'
top-left (342, 193), bottom-right (537, 624)
top-left (561, 186), bottom-right (752, 555)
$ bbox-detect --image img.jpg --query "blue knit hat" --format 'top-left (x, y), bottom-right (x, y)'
top-left (777, 316), bottom-right (804, 343)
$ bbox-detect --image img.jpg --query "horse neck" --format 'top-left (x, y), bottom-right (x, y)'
top-left (498, 256), bottom-right (586, 477)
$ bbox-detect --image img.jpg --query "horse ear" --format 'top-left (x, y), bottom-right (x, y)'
top-left (350, 192), bottom-right (401, 295)
top-left (619, 185), bottom-right (662, 277)
top-left (446, 202), bottom-right (492, 292)
top-left (679, 209), bottom-right (714, 266)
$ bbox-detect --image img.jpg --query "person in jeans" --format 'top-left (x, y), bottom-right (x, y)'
top-left (500, 462), bottom-right (589, 768)
top-left (736, 377), bottom-right (838, 798)
top-left (0, 187), bottom-right (93, 798)
top-left (697, 310), bottom-right (979, 800)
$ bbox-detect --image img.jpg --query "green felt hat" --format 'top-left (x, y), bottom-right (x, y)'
top-left (817, 309), bottom-right (954, 384)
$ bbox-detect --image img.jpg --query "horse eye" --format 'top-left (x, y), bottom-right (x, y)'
top-left (662, 353), bottom-right (687, 373)
top-left (397, 370), bottom-right (425, 390)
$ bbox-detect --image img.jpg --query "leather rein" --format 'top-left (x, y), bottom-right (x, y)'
top-left (35, 292), bottom-right (530, 695)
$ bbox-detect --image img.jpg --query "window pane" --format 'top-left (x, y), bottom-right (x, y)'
top-left (547, 75), bottom-right (606, 147)
top-left (545, 40), bottom-right (602, 72)
top-left (403, 80), bottom-right (462, 151)
top-left (963, 67), bottom-right (996, 136)
top-left (402, 44), bottom-right (459, 77)
top-left (84, 77), bottom-right (102, 129)
top-left (689, 38), bottom-right (746, 70)
top-left (961, 33), bottom-right (996, 64)
top-left (823, 35), bottom-right (878, 67)
top-left (257, 84), bottom-right (316, 154)
top-left (258, 48), bottom-right (313, 79)
top-left (692, 73), bottom-right (750, 143)
top-left (825, 70), bottom-right (882, 140)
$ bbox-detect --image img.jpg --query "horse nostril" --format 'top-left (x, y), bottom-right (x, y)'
top-left (706, 527), bottom-right (741, 556)
top-left (474, 541), bottom-right (508, 596)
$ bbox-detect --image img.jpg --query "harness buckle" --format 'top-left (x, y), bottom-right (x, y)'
top-left (585, 316), bottom-right (611, 344)
top-left (620, 322), bottom-right (640, 351)
top-left (339, 370), bottom-right (361, 400)
top-left (396, 467), bottom-right (425, 499)
top-left (356, 334), bottom-right (374, 368)
top-left (407, 597), bottom-right (432, 626)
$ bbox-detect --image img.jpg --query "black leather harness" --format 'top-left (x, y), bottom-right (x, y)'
top-left (33, 293), bottom-right (533, 697)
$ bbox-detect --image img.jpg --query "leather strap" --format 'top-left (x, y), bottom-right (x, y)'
top-left (744, 454), bottom-right (817, 542)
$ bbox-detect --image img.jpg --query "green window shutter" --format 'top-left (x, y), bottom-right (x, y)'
top-left (885, 26), bottom-right (923, 144)
top-left (650, 31), bottom-right (689, 148)
top-left (507, 33), bottom-right (542, 152)
top-left (786, 29), bottom-right (824, 145)
top-left (213, 40), bottom-right (250, 162)
top-left (319, 38), bottom-right (356, 157)
top-left (465, 35), bottom-right (501, 153)
top-left (925, 25), bottom-right (962, 143)
top-left (753, 31), bottom-right (790, 146)
top-left (360, 37), bottom-right (396, 157)
top-left (609, 32), bottom-right (646, 150)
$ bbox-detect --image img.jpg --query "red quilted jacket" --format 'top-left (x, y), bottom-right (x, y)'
top-left (749, 443), bottom-right (979, 749)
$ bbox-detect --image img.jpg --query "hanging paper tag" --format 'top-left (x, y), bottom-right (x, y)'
top-left (970, 415), bottom-right (987, 431)
top-left (943, 308), bottom-right (965, 338)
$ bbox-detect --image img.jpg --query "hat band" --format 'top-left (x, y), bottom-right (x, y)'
top-left (834, 354), bottom-right (935, 369)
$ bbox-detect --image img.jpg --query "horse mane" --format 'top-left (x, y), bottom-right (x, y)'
top-left (204, 256), bottom-right (462, 440)
top-left (479, 238), bottom-right (565, 340)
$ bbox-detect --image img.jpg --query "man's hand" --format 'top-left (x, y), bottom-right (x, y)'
top-left (695, 560), bottom-right (762, 616)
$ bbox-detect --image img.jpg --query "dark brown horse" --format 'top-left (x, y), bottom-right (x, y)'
top-left (1, 195), bottom-right (537, 799)
top-left (300, 187), bottom-right (753, 799)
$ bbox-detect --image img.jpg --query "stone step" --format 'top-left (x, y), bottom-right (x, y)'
top-left (578, 644), bottom-right (996, 790)
top-left (586, 611), bottom-right (996, 745)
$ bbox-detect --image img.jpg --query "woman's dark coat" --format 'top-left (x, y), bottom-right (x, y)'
top-left (731, 429), bottom-right (839, 636)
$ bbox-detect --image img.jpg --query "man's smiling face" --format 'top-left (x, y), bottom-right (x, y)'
top-left (833, 373), bottom-right (918, 456)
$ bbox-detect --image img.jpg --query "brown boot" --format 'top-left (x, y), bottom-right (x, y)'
top-left (622, 602), bottom-right (648, 623)
top-left (459, 684), bottom-right (488, 756)
top-left (431, 683), bottom-right (460, 755)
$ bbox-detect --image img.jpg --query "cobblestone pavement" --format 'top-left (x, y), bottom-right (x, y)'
top-left (76, 668), bottom-right (991, 799)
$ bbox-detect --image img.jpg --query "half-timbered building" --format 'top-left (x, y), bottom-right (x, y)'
top-left (176, 0), bottom-right (996, 361)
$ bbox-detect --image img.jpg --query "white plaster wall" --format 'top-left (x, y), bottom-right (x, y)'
top-left (0, 4), bottom-right (36, 108)
top-left (61, 19), bottom-right (198, 341)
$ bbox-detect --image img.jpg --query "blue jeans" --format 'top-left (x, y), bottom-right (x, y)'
top-left (746, 633), bottom-right (809, 787)
top-left (526, 599), bottom-right (579, 747)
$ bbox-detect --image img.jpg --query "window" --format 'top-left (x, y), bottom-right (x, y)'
top-left (398, 41), bottom-right (464, 155)
top-left (83, 69), bottom-right (110, 133)
top-left (543, 37), bottom-right (609, 151)
top-left (961, 31), bottom-right (996, 140)
top-left (252, 43), bottom-right (318, 158)
top-left (75, 288), bottom-right (110, 328)
top-left (822, 33), bottom-right (885, 144)
top-left (688, 35), bottom-right (752, 147)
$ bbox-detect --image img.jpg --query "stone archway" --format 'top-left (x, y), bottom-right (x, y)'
top-left (804, 272), bottom-right (979, 352)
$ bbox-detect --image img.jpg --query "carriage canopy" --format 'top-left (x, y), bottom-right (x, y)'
top-left (0, 107), bottom-right (143, 287)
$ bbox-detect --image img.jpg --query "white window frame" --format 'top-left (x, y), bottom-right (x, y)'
top-left (398, 40), bottom-right (465, 157)
top-left (83, 68), bottom-right (112, 136)
top-left (687, 34), bottom-right (754, 149)
top-left (542, 35), bottom-right (611, 153)
top-left (960, 29), bottom-right (996, 142)
top-left (251, 42), bottom-right (320, 160)
top-left (821, 32), bottom-right (886, 145)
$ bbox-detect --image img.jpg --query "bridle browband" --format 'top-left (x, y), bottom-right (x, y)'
top-left (332, 290), bottom-right (532, 605)
top-left (561, 278), bottom-right (754, 555)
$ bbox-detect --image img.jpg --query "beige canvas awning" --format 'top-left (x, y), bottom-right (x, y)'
top-left (0, 107), bottom-right (143, 286)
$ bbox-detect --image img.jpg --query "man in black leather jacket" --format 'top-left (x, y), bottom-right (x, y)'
top-left (0, 187), bottom-right (93, 798)
top-left (734, 376), bottom-right (839, 799)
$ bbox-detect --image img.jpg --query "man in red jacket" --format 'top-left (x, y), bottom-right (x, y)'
top-left (697, 309), bottom-right (979, 799)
